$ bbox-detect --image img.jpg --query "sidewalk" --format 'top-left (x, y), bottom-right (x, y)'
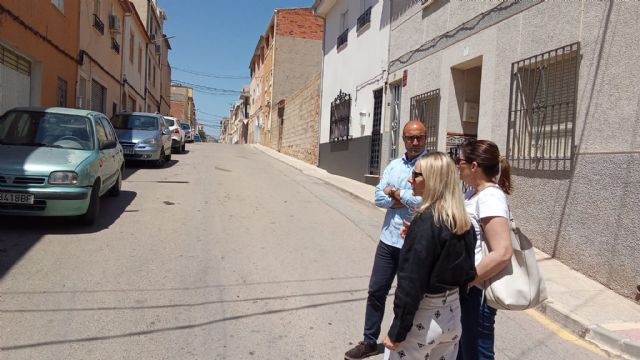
top-left (253, 144), bottom-right (640, 360)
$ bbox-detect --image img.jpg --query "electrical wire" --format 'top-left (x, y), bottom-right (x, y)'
top-left (172, 66), bottom-right (249, 80)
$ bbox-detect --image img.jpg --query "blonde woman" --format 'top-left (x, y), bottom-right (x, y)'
top-left (455, 140), bottom-right (513, 360)
top-left (383, 152), bottom-right (477, 360)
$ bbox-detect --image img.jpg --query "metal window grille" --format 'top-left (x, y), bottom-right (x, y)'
top-left (410, 89), bottom-right (440, 152)
top-left (56, 78), bottom-right (67, 107)
top-left (357, 6), bottom-right (372, 31)
top-left (369, 89), bottom-right (383, 175)
top-left (0, 45), bottom-right (31, 76)
top-left (111, 37), bottom-right (120, 54)
top-left (330, 90), bottom-right (351, 142)
top-left (507, 42), bottom-right (579, 171)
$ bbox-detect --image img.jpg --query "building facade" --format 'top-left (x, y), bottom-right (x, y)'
top-left (0, 0), bottom-right (80, 113)
top-left (77, 0), bottom-right (125, 117)
top-left (313, 0), bottom-right (390, 183)
top-left (120, 0), bottom-right (148, 112)
top-left (248, 8), bottom-right (323, 148)
top-left (387, 0), bottom-right (639, 297)
top-left (169, 84), bottom-right (196, 128)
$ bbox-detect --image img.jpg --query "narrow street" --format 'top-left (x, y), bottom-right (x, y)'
top-left (0, 144), bottom-right (607, 360)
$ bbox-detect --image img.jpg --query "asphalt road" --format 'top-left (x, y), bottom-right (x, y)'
top-left (0, 143), bottom-right (608, 359)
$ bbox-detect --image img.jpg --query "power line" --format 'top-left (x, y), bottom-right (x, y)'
top-left (172, 66), bottom-right (249, 80)
top-left (171, 80), bottom-right (241, 96)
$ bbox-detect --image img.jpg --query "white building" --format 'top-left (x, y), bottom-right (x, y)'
top-left (313, 0), bottom-right (391, 183)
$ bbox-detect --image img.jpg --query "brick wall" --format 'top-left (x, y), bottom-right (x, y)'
top-left (276, 8), bottom-right (323, 41)
top-left (276, 73), bottom-right (321, 165)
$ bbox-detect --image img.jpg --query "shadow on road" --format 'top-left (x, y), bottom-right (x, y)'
top-left (0, 190), bottom-right (136, 279)
top-left (122, 159), bottom-right (179, 180)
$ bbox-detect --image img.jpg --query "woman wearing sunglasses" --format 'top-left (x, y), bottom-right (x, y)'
top-left (383, 152), bottom-right (477, 360)
top-left (455, 140), bottom-right (513, 360)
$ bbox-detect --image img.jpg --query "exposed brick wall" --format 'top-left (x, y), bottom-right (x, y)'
top-left (275, 73), bottom-right (321, 165)
top-left (170, 101), bottom-right (184, 119)
top-left (276, 8), bottom-right (324, 41)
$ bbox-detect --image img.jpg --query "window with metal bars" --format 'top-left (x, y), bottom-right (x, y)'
top-left (507, 42), bottom-right (579, 171)
top-left (0, 45), bottom-right (31, 76)
top-left (330, 91), bottom-right (351, 142)
top-left (368, 89), bottom-right (383, 175)
top-left (410, 89), bottom-right (440, 152)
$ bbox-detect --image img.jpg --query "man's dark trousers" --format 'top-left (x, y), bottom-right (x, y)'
top-left (363, 241), bottom-right (401, 344)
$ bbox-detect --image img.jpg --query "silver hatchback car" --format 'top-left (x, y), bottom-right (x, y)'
top-left (110, 112), bottom-right (172, 167)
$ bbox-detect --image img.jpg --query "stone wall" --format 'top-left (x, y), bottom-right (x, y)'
top-left (277, 73), bottom-right (321, 165)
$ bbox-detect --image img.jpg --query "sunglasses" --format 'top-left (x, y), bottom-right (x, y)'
top-left (411, 170), bottom-right (423, 179)
top-left (453, 157), bottom-right (469, 166)
top-left (403, 135), bottom-right (426, 142)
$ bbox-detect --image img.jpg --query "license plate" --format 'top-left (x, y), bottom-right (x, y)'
top-left (0, 192), bottom-right (35, 204)
top-left (123, 148), bottom-right (135, 155)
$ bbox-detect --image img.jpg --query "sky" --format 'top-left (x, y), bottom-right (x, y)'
top-left (160, 0), bottom-right (315, 138)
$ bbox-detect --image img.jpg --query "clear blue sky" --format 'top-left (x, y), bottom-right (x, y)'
top-left (160, 0), bottom-right (314, 137)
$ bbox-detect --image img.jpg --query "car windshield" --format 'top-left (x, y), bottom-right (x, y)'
top-left (164, 118), bottom-right (175, 127)
top-left (180, 123), bottom-right (190, 130)
top-left (0, 110), bottom-right (94, 150)
top-left (111, 114), bottom-right (159, 131)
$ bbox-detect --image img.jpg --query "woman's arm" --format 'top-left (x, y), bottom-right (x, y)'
top-left (469, 216), bottom-right (512, 287)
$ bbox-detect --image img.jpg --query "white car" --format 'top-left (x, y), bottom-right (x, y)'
top-left (163, 116), bottom-right (185, 153)
top-left (180, 122), bottom-right (194, 143)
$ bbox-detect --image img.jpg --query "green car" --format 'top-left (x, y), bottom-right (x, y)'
top-left (0, 107), bottom-right (125, 225)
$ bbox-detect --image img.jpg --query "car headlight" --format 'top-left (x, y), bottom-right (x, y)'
top-left (49, 171), bottom-right (79, 185)
top-left (139, 138), bottom-right (157, 145)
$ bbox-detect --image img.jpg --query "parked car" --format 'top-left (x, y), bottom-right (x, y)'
top-left (163, 116), bottom-right (185, 153)
top-left (110, 112), bottom-right (172, 167)
top-left (180, 122), bottom-right (194, 143)
top-left (0, 107), bottom-right (124, 225)
top-left (193, 133), bottom-right (202, 142)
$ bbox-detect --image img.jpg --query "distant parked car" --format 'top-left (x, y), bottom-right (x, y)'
top-left (0, 107), bottom-right (124, 225)
top-left (180, 122), bottom-right (194, 143)
top-left (194, 133), bottom-right (202, 142)
top-left (110, 112), bottom-right (172, 167)
top-left (163, 116), bottom-right (185, 153)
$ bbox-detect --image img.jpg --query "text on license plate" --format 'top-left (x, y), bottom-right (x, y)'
top-left (123, 148), bottom-right (135, 154)
top-left (0, 192), bottom-right (35, 204)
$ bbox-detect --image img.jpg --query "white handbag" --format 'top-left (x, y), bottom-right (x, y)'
top-left (481, 210), bottom-right (548, 310)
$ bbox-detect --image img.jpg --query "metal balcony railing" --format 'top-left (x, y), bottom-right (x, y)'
top-left (93, 14), bottom-right (105, 34)
top-left (111, 37), bottom-right (120, 54)
top-left (357, 6), bottom-right (372, 31)
top-left (337, 29), bottom-right (348, 48)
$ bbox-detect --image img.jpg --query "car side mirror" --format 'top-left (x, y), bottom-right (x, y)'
top-left (162, 129), bottom-right (170, 135)
top-left (101, 140), bottom-right (117, 150)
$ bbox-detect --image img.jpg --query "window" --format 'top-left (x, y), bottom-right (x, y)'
top-left (90, 79), bottom-right (106, 113)
top-left (357, 1), bottom-right (372, 32)
top-left (337, 11), bottom-right (349, 48)
top-left (153, 66), bottom-right (156, 87)
top-left (329, 90), bottom-right (351, 142)
top-left (507, 42), bottom-right (579, 170)
top-left (51, 0), bottom-right (64, 12)
top-left (99, 118), bottom-right (116, 141)
top-left (77, 76), bottom-right (87, 108)
top-left (56, 78), bottom-right (67, 107)
top-left (129, 33), bottom-right (134, 63)
top-left (94, 117), bottom-right (108, 146)
top-left (410, 89), bottom-right (440, 152)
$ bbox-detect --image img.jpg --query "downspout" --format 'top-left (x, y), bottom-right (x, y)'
top-left (314, 9), bottom-right (327, 167)
top-left (121, 11), bottom-right (130, 112)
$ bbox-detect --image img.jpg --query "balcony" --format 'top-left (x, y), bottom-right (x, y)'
top-left (93, 14), bottom-right (105, 34)
top-left (111, 37), bottom-right (120, 54)
top-left (357, 6), bottom-right (372, 32)
top-left (337, 29), bottom-right (348, 49)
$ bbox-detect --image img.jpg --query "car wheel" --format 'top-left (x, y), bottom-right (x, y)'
top-left (108, 166), bottom-right (122, 197)
top-left (80, 181), bottom-right (100, 225)
top-left (155, 148), bottom-right (166, 168)
top-left (166, 153), bottom-right (172, 162)
top-left (181, 143), bottom-right (186, 153)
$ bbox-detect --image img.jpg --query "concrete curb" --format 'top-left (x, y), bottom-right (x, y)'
top-left (537, 298), bottom-right (639, 359)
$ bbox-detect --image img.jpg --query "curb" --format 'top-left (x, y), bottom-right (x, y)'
top-left (538, 300), bottom-right (639, 360)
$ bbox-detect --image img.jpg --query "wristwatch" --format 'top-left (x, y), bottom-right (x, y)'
top-left (390, 187), bottom-right (398, 197)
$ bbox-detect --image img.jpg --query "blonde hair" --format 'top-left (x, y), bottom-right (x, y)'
top-left (415, 152), bottom-right (471, 235)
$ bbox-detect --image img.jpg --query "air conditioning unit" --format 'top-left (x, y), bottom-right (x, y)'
top-left (463, 102), bottom-right (479, 123)
top-left (108, 14), bottom-right (121, 33)
top-left (421, 0), bottom-right (435, 9)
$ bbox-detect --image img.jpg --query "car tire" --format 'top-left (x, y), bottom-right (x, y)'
top-left (180, 143), bottom-right (186, 153)
top-left (155, 148), bottom-right (166, 168)
top-left (80, 181), bottom-right (100, 226)
top-left (108, 166), bottom-right (122, 197)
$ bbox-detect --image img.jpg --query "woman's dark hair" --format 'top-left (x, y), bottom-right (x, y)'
top-left (461, 140), bottom-right (512, 195)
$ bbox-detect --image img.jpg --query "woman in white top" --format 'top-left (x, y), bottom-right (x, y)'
top-left (455, 140), bottom-right (513, 360)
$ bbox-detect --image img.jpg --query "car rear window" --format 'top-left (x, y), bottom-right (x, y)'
top-left (164, 118), bottom-right (175, 127)
top-left (111, 115), bottom-right (159, 131)
top-left (180, 123), bottom-right (190, 130)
